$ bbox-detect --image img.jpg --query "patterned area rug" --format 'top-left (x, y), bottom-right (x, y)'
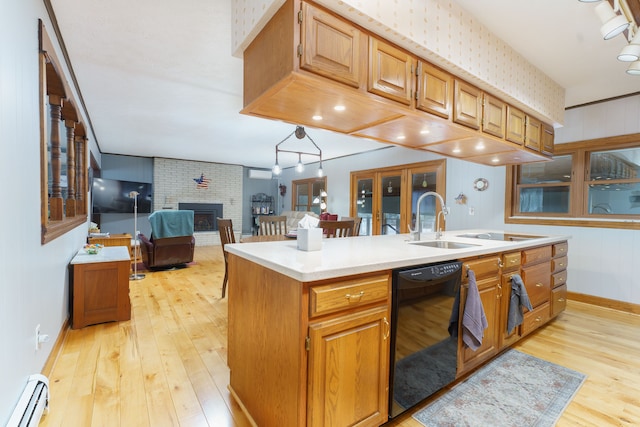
top-left (413, 349), bottom-right (586, 427)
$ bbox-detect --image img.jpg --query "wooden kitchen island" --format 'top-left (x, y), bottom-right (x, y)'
top-left (225, 231), bottom-right (569, 427)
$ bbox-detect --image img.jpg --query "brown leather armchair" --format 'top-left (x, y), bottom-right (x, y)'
top-left (139, 210), bottom-right (196, 269)
top-left (138, 233), bottom-right (195, 269)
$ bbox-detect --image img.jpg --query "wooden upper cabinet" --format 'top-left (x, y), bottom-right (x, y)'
top-left (300, 2), bottom-right (366, 88)
top-left (416, 61), bottom-right (452, 119)
top-left (453, 79), bottom-right (482, 130)
top-left (542, 123), bottom-right (554, 155)
top-left (368, 38), bottom-right (415, 105)
top-left (506, 105), bottom-right (526, 145)
top-left (525, 115), bottom-right (542, 151)
top-left (482, 94), bottom-right (506, 138)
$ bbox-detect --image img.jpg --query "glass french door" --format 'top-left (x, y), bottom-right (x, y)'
top-left (351, 160), bottom-right (446, 236)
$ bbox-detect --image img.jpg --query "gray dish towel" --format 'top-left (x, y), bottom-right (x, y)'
top-left (507, 274), bottom-right (533, 334)
top-left (462, 269), bottom-right (488, 351)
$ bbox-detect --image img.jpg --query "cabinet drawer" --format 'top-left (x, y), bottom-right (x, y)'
top-left (551, 270), bottom-right (567, 288)
top-left (551, 285), bottom-right (567, 317)
top-left (551, 256), bottom-right (568, 274)
top-left (310, 275), bottom-right (389, 317)
top-left (521, 261), bottom-right (550, 308)
top-left (463, 256), bottom-right (500, 280)
top-left (502, 252), bottom-right (521, 271)
top-left (522, 302), bottom-right (550, 336)
top-left (521, 245), bottom-right (551, 266)
top-left (552, 242), bottom-right (568, 258)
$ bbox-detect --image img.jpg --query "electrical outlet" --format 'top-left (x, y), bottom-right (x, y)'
top-left (35, 324), bottom-right (41, 350)
top-left (469, 207), bottom-right (475, 216)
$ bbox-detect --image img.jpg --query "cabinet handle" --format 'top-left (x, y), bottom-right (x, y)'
top-left (510, 259), bottom-right (518, 264)
top-left (535, 282), bottom-right (543, 288)
top-left (383, 317), bottom-right (390, 340)
top-left (559, 263), bottom-right (565, 268)
top-left (345, 291), bottom-right (364, 301)
top-left (497, 283), bottom-right (502, 299)
top-left (497, 258), bottom-right (504, 268)
top-left (557, 298), bottom-right (565, 302)
top-left (535, 316), bottom-right (542, 323)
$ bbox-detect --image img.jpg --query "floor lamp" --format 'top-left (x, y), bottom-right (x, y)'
top-left (129, 191), bottom-right (145, 280)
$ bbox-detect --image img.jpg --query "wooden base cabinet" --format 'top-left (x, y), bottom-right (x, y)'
top-left (308, 306), bottom-right (389, 427)
top-left (69, 246), bottom-right (131, 329)
top-left (228, 253), bottom-right (390, 427)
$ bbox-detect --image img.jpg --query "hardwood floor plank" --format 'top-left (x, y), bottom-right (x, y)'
top-left (41, 247), bottom-right (640, 426)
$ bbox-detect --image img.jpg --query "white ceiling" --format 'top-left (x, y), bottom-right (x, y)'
top-left (49, 0), bottom-right (640, 170)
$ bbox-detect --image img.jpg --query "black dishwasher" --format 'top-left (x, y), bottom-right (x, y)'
top-left (388, 260), bottom-right (462, 419)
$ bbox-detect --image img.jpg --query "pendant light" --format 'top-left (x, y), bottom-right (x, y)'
top-left (422, 173), bottom-right (428, 188)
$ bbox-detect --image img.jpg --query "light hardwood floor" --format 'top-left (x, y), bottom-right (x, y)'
top-left (41, 246), bottom-right (640, 426)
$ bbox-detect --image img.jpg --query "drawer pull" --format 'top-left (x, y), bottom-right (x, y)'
top-left (510, 259), bottom-right (517, 264)
top-left (557, 298), bottom-right (565, 302)
top-left (345, 291), bottom-right (365, 301)
top-left (535, 316), bottom-right (542, 323)
top-left (535, 282), bottom-right (543, 288)
top-left (559, 263), bottom-right (565, 267)
top-left (383, 317), bottom-right (390, 340)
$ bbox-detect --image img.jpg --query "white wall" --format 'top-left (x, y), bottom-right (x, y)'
top-left (0, 1), bottom-right (97, 423)
top-left (281, 95), bottom-right (640, 305)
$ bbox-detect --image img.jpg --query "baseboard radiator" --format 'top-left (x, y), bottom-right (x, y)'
top-left (7, 374), bottom-right (49, 427)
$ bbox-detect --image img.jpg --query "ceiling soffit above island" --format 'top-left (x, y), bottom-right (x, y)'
top-left (231, 0), bottom-right (565, 127)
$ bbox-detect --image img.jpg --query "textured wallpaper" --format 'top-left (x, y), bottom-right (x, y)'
top-left (231, 0), bottom-right (565, 125)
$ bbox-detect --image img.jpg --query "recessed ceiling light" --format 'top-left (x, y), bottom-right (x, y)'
top-left (420, 130), bottom-right (430, 135)
top-left (452, 148), bottom-right (461, 154)
top-left (475, 143), bottom-right (485, 151)
top-left (397, 135), bottom-right (406, 140)
top-left (334, 105), bottom-right (346, 111)
top-left (491, 157), bottom-right (500, 163)
top-left (312, 115), bottom-right (323, 121)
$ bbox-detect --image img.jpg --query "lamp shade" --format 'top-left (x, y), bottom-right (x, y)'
top-left (618, 33), bottom-right (640, 62)
top-left (627, 60), bottom-right (640, 75)
top-left (595, 1), bottom-right (629, 40)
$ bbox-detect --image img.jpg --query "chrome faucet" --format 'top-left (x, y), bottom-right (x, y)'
top-left (408, 191), bottom-right (447, 241)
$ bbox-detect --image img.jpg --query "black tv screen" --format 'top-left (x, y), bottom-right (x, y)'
top-left (92, 178), bottom-right (152, 213)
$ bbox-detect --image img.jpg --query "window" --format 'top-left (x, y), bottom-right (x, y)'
top-left (292, 177), bottom-right (327, 214)
top-left (40, 20), bottom-right (88, 243)
top-left (506, 133), bottom-right (640, 229)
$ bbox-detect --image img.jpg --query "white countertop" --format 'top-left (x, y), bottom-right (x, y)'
top-left (70, 246), bottom-right (130, 264)
top-left (225, 229), bottom-right (570, 282)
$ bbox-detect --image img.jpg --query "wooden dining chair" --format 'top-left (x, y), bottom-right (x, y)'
top-left (341, 216), bottom-right (362, 236)
top-left (318, 219), bottom-right (354, 238)
top-left (259, 215), bottom-right (287, 235)
top-left (217, 218), bottom-right (235, 298)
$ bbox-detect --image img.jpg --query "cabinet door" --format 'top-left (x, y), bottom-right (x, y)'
top-left (500, 273), bottom-right (520, 349)
top-left (308, 306), bottom-right (389, 427)
top-left (521, 261), bottom-right (551, 308)
top-left (506, 105), bottom-right (525, 145)
top-left (459, 276), bottom-right (501, 373)
top-left (416, 61), bottom-right (451, 119)
top-left (482, 94), bottom-right (506, 138)
top-left (453, 79), bottom-right (482, 130)
top-left (525, 115), bottom-right (542, 151)
top-left (542, 123), bottom-right (554, 155)
top-left (300, 2), bottom-right (366, 88)
top-left (368, 38), bottom-right (415, 105)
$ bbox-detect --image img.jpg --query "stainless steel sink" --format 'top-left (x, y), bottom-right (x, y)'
top-left (409, 240), bottom-right (479, 249)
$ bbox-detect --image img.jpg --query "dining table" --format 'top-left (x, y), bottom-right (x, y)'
top-left (239, 234), bottom-right (293, 243)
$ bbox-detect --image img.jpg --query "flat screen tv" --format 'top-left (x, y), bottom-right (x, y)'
top-left (92, 177), bottom-right (152, 213)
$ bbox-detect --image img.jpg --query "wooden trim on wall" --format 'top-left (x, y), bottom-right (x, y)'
top-left (41, 317), bottom-right (70, 377)
top-left (568, 291), bottom-right (640, 315)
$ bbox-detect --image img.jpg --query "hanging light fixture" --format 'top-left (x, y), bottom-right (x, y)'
top-left (272, 125), bottom-right (323, 176)
top-left (387, 180), bottom-right (393, 193)
top-left (627, 60), bottom-right (640, 74)
top-left (422, 173), bottom-right (428, 188)
top-left (595, 0), bottom-right (630, 40)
